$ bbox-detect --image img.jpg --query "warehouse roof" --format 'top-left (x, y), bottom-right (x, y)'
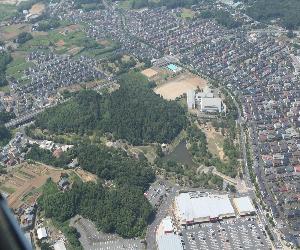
top-left (37, 227), bottom-right (47, 240)
top-left (161, 216), bottom-right (173, 232)
top-left (175, 192), bottom-right (235, 222)
top-left (54, 240), bottom-right (67, 250)
top-left (233, 197), bottom-right (256, 214)
top-left (157, 234), bottom-right (183, 250)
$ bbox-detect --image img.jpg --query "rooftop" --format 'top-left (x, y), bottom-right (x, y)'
top-left (233, 196), bottom-right (256, 214)
top-left (175, 192), bottom-right (235, 223)
top-left (157, 234), bottom-right (183, 250)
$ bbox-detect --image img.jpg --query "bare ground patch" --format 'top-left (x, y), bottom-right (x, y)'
top-left (154, 74), bottom-right (207, 100)
top-left (0, 163), bottom-right (66, 209)
top-left (199, 122), bottom-right (226, 160)
top-left (141, 68), bottom-right (158, 78)
top-left (29, 2), bottom-right (45, 15)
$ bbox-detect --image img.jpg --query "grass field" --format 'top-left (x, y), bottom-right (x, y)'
top-left (18, 29), bottom-right (117, 58)
top-left (0, 24), bottom-right (31, 41)
top-left (0, 3), bottom-right (16, 22)
top-left (6, 55), bottom-right (34, 81)
top-left (181, 8), bottom-right (195, 19)
top-left (0, 85), bottom-right (10, 93)
top-left (117, 0), bottom-right (133, 9)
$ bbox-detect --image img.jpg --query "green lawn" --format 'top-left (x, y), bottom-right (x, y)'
top-left (0, 185), bottom-right (16, 194)
top-left (181, 8), bottom-right (195, 19)
top-left (117, 0), bottom-right (133, 9)
top-left (6, 56), bottom-right (34, 81)
top-left (0, 85), bottom-right (10, 93)
top-left (0, 4), bottom-right (16, 22)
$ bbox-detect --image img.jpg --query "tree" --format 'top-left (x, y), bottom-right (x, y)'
top-left (0, 125), bottom-right (11, 146)
top-left (35, 73), bottom-right (186, 145)
top-left (15, 32), bottom-right (33, 44)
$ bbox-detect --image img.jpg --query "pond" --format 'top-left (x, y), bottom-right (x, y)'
top-left (163, 140), bottom-right (195, 167)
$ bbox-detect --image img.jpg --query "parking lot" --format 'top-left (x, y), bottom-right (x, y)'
top-left (181, 218), bottom-right (272, 250)
top-left (144, 181), bottom-right (167, 207)
top-left (70, 216), bottom-right (144, 250)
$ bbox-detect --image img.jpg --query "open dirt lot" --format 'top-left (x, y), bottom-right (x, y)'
top-left (141, 68), bottom-right (158, 78)
top-left (200, 122), bottom-right (225, 160)
top-left (29, 2), bottom-right (45, 15)
top-left (154, 74), bottom-right (207, 100)
top-left (74, 168), bottom-right (97, 183)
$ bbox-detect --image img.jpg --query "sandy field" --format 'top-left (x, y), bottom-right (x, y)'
top-left (154, 74), bottom-right (207, 100)
top-left (29, 2), bottom-right (45, 15)
top-left (141, 68), bottom-right (158, 78)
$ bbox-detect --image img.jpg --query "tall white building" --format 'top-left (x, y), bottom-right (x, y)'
top-left (186, 87), bottom-right (225, 113)
top-left (187, 90), bottom-right (195, 109)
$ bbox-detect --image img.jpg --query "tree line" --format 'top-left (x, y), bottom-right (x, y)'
top-left (35, 72), bottom-right (186, 145)
top-left (200, 9), bottom-right (241, 29)
top-left (117, 0), bottom-right (206, 9)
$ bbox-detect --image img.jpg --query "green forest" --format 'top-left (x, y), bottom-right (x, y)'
top-left (37, 142), bottom-right (155, 238)
top-left (0, 125), bottom-right (11, 147)
top-left (26, 144), bottom-right (75, 168)
top-left (26, 143), bottom-right (155, 191)
top-left (39, 179), bottom-right (154, 238)
top-left (0, 111), bottom-right (14, 146)
top-left (0, 51), bottom-right (12, 87)
top-left (200, 10), bottom-right (241, 28)
top-left (35, 72), bottom-right (186, 145)
top-left (245, 0), bottom-right (300, 29)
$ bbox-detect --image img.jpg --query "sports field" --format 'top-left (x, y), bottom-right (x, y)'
top-left (154, 74), bottom-right (207, 100)
top-left (141, 68), bottom-right (158, 78)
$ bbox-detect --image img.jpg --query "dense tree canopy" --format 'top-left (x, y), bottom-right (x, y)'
top-left (76, 144), bottom-right (155, 191)
top-left (0, 125), bottom-right (11, 146)
top-left (0, 111), bottom-right (15, 125)
top-left (36, 19), bottom-right (60, 31)
top-left (38, 176), bottom-right (154, 237)
top-left (15, 32), bottom-right (33, 44)
top-left (35, 72), bottom-right (186, 145)
top-left (128, 0), bottom-right (207, 9)
top-left (200, 10), bottom-right (241, 28)
top-left (26, 144), bottom-right (75, 168)
top-left (0, 51), bottom-right (12, 87)
top-left (245, 0), bottom-right (300, 29)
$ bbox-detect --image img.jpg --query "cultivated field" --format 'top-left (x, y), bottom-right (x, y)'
top-left (0, 24), bottom-right (30, 40)
top-left (0, 163), bottom-right (65, 209)
top-left (154, 73), bottom-right (207, 100)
